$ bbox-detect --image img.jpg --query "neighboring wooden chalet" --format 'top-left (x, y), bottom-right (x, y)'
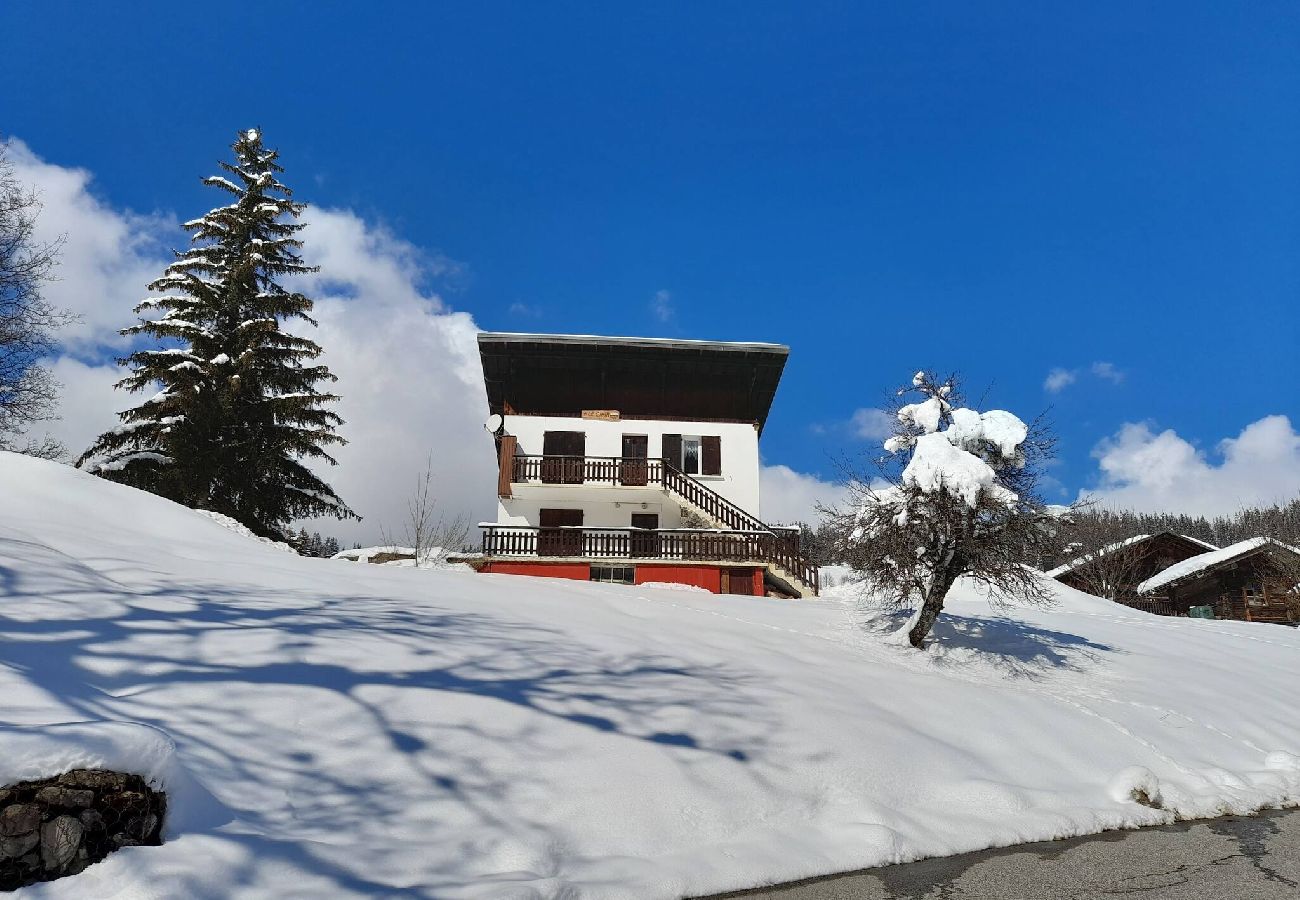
top-left (1047, 532), bottom-right (1216, 608)
top-left (1135, 538), bottom-right (1300, 624)
top-left (1048, 532), bottom-right (1300, 624)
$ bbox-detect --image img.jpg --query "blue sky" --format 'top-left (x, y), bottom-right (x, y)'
top-left (5, 1), bottom-right (1300, 528)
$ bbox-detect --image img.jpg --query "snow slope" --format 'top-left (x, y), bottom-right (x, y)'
top-left (2, 451), bottom-right (1299, 898)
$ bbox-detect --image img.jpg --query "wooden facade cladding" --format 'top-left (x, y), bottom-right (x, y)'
top-left (1155, 551), bottom-right (1299, 624)
top-left (496, 434), bottom-right (517, 499)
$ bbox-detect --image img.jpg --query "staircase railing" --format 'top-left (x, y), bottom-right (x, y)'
top-left (658, 460), bottom-right (770, 533)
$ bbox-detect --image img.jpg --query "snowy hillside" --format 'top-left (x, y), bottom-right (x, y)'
top-left (2, 451), bottom-right (1299, 899)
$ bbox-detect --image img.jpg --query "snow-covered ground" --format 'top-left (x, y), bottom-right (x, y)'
top-left (2, 451), bottom-right (1299, 899)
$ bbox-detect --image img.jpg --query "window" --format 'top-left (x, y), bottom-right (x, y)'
top-left (591, 565), bottom-right (635, 584)
top-left (662, 433), bottom-right (721, 476)
top-left (681, 437), bottom-right (700, 474)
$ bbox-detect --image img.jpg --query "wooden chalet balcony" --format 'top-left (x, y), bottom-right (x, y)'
top-left (507, 453), bottom-right (771, 534)
top-left (480, 525), bottom-right (820, 594)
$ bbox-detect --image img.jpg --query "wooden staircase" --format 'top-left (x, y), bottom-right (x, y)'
top-left (502, 450), bottom-right (819, 596)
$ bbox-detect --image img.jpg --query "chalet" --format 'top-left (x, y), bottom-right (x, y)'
top-left (475, 332), bottom-right (818, 597)
top-left (1048, 532), bottom-right (1300, 624)
top-left (1047, 532), bottom-right (1217, 609)
top-left (1136, 537), bottom-right (1300, 624)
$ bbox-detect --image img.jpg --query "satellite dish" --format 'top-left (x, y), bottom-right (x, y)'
top-left (485, 414), bottom-right (504, 434)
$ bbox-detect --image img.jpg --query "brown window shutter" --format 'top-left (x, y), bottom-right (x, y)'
top-left (497, 434), bottom-right (517, 498)
top-left (701, 436), bottom-right (721, 476)
top-left (662, 434), bottom-right (682, 468)
top-left (566, 431), bottom-right (586, 456)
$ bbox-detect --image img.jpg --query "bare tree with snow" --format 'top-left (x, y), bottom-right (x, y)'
top-left (380, 455), bottom-right (471, 567)
top-left (0, 144), bottom-right (73, 459)
top-left (827, 371), bottom-right (1071, 648)
top-left (1046, 515), bottom-right (1157, 603)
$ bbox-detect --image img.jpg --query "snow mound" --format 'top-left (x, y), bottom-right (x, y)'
top-left (3, 450), bottom-right (1300, 898)
top-left (0, 721), bottom-right (177, 790)
top-left (332, 545), bottom-right (470, 569)
top-left (193, 509), bottom-right (296, 553)
top-left (1108, 766), bottom-right (1163, 807)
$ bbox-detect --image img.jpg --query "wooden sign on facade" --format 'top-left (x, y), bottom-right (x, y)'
top-left (581, 409), bottom-right (621, 421)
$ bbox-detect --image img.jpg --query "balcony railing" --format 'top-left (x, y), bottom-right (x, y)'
top-left (510, 454), bottom-right (771, 534)
top-left (480, 525), bottom-right (819, 595)
top-left (511, 454), bottom-right (665, 488)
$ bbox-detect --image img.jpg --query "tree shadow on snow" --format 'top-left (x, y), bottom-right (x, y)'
top-left (860, 607), bottom-right (1118, 680)
top-left (0, 534), bottom-right (773, 896)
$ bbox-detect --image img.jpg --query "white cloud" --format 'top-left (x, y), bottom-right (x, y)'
top-left (650, 289), bottom-right (674, 323)
top-left (759, 464), bottom-right (848, 526)
top-left (4, 139), bottom-right (174, 354)
top-left (1090, 361), bottom-right (1124, 384)
top-left (507, 301), bottom-right (542, 318)
top-left (1086, 415), bottom-right (1300, 516)
top-left (1043, 368), bottom-right (1078, 393)
top-left (1044, 361), bottom-right (1125, 393)
top-left (35, 357), bottom-right (122, 456)
top-left (849, 407), bottom-right (893, 442)
top-left (293, 208), bottom-right (497, 544)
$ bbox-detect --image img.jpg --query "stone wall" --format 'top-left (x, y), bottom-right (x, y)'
top-left (0, 769), bottom-right (165, 890)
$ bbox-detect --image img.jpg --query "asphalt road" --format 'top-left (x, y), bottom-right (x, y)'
top-left (699, 809), bottom-right (1300, 900)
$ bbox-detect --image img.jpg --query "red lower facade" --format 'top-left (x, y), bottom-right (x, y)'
top-left (479, 560), bottom-right (768, 596)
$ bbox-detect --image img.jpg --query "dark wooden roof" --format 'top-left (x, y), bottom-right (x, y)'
top-left (1049, 531), bottom-right (1215, 582)
top-left (477, 333), bottom-right (789, 433)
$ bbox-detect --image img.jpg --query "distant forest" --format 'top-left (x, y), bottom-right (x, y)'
top-left (1052, 496), bottom-right (1300, 566)
top-left (800, 495), bottom-right (1300, 570)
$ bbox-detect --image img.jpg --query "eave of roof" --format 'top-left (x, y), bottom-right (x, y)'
top-left (477, 332), bottom-right (789, 355)
top-left (1137, 536), bottom-right (1300, 595)
top-left (477, 330), bottom-right (790, 434)
top-left (1045, 531), bottom-right (1217, 580)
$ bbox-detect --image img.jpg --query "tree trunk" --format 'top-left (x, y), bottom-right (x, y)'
top-left (908, 566), bottom-right (959, 648)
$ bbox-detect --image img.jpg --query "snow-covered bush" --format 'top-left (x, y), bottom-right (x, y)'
top-left (830, 371), bottom-right (1072, 648)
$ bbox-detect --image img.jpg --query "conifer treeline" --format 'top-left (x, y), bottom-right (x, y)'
top-left (801, 495), bottom-right (1300, 569)
top-left (78, 129), bottom-right (354, 539)
top-left (293, 529), bottom-right (341, 558)
top-left (1052, 497), bottom-right (1300, 564)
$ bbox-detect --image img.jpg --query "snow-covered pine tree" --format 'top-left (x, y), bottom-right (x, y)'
top-left (78, 129), bottom-right (355, 538)
top-left (830, 371), bottom-right (1071, 648)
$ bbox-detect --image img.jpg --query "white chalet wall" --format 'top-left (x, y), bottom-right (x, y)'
top-left (498, 414), bottom-right (763, 527)
top-left (496, 490), bottom-right (686, 530)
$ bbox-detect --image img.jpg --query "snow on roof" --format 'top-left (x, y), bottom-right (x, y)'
top-left (476, 331), bottom-right (788, 355)
top-left (1137, 536), bottom-right (1299, 595)
top-left (1045, 532), bottom-right (1221, 580)
top-left (1045, 534), bottom-right (1151, 579)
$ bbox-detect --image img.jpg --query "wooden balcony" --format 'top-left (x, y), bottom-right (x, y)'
top-left (505, 453), bottom-right (772, 535)
top-left (510, 454), bottom-right (665, 488)
top-left (480, 525), bottom-right (819, 595)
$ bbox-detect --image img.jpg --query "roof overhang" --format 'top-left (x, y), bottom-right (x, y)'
top-left (477, 332), bottom-right (790, 434)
